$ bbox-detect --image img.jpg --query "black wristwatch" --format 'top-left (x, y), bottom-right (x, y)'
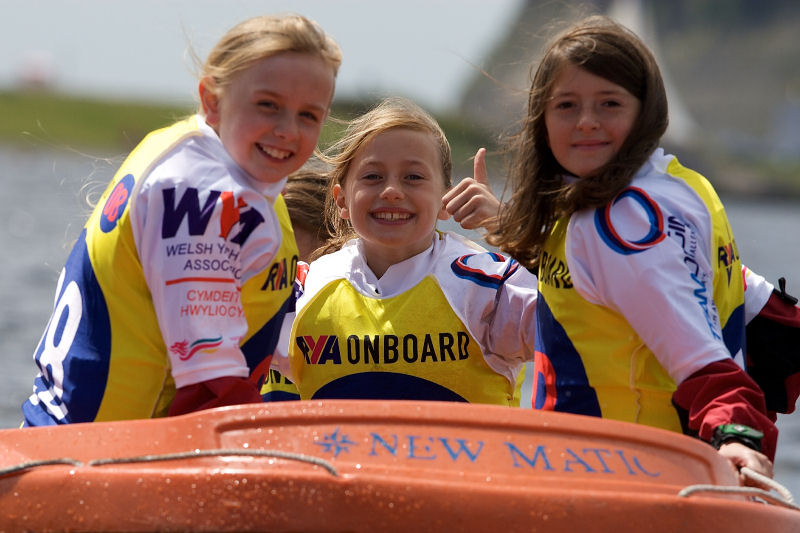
top-left (711, 424), bottom-right (764, 452)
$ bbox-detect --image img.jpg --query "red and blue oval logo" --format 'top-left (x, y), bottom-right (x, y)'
top-left (594, 187), bottom-right (665, 255)
top-left (100, 174), bottom-right (134, 233)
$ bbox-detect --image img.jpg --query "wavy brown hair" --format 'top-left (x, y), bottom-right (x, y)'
top-left (283, 157), bottom-right (333, 262)
top-left (488, 15), bottom-right (668, 268)
top-left (316, 97), bottom-right (453, 256)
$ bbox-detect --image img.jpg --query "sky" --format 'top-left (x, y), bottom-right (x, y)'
top-left (0, 0), bottom-right (523, 113)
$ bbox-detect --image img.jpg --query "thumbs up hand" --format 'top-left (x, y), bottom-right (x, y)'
top-left (442, 148), bottom-right (501, 230)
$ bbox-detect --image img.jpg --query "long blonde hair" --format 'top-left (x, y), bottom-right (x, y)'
top-left (488, 15), bottom-right (668, 268)
top-left (200, 14), bottom-right (342, 102)
top-left (317, 97), bottom-right (452, 255)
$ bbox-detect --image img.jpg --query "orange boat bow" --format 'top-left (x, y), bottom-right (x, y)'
top-left (1, 400), bottom-right (798, 532)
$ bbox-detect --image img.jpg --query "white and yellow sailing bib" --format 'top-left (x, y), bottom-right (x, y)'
top-left (23, 116), bottom-right (297, 425)
top-left (533, 149), bottom-right (745, 433)
top-left (283, 232), bottom-right (538, 405)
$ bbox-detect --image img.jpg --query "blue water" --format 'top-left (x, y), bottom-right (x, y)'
top-left (1, 145), bottom-right (798, 496)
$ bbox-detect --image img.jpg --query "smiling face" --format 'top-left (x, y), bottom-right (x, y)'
top-left (201, 52), bottom-right (335, 185)
top-left (334, 127), bottom-right (449, 277)
top-left (544, 63), bottom-right (641, 178)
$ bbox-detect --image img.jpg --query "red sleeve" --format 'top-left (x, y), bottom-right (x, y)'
top-left (672, 359), bottom-right (778, 460)
top-left (758, 289), bottom-right (800, 325)
top-left (169, 376), bottom-right (263, 417)
top-left (746, 287), bottom-right (800, 415)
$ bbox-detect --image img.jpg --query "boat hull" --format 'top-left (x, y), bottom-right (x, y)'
top-left (1, 400), bottom-right (798, 532)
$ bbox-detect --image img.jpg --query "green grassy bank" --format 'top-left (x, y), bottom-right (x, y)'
top-left (0, 90), bottom-right (194, 153)
top-left (2, 89), bottom-right (796, 195)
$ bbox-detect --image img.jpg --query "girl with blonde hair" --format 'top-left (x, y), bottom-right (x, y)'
top-left (24, 14), bottom-right (341, 424)
top-left (274, 97), bottom-right (538, 404)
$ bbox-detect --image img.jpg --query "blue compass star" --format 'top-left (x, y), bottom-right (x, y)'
top-left (315, 427), bottom-right (357, 457)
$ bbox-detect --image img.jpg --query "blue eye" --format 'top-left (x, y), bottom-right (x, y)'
top-left (406, 174), bottom-right (423, 181)
top-left (258, 100), bottom-right (277, 110)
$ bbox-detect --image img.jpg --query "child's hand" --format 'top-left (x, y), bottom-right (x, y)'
top-left (717, 441), bottom-right (774, 487)
top-left (442, 148), bottom-right (501, 230)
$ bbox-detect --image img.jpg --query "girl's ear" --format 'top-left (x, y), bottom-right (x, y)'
top-left (333, 184), bottom-right (350, 220)
top-left (199, 77), bottom-right (221, 128)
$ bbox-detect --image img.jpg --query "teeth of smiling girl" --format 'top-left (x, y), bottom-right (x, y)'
top-left (259, 145), bottom-right (291, 160)
top-left (373, 212), bottom-right (411, 221)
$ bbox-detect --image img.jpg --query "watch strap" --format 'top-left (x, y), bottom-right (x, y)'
top-left (711, 423), bottom-right (764, 452)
